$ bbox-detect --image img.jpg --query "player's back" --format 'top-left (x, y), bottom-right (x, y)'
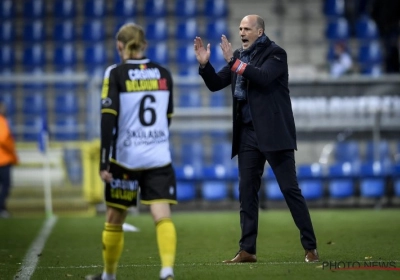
top-left (102, 58), bottom-right (174, 170)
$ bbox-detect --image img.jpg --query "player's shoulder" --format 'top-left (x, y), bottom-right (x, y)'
top-left (103, 64), bottom-right (118, 78)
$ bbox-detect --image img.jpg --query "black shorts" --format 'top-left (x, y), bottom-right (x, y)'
top-left (105, 162), bottom-right (177, 210)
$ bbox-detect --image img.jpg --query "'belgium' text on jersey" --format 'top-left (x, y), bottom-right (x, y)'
top-left (100, 59), bottom-right (174, 170)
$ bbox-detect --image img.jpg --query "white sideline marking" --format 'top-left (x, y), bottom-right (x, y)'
top-left (41, 260), bottom-right (400, 269)
top-left (14, 216), bottom-right (58, 279)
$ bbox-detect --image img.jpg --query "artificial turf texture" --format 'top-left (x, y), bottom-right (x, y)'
top-left (1, 209), bottom-right (399, 280)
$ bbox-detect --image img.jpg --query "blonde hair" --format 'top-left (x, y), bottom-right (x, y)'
top-left (116, 23), bottom-right (147, 59)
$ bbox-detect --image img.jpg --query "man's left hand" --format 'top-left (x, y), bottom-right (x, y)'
top-left (220, 34), bottom-right (234, 63)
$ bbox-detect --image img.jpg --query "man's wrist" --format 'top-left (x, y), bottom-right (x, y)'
top-left (228, 57), bottom-right (236, 67)
top-left (199, 61), bottom-right (208, 68)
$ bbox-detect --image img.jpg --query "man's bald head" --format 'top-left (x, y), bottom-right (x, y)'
top-left (243, 15), bottom-right (265, 32)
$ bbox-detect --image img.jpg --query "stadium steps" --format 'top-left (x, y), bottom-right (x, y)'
top-left (7, 187), bottom-right (95, 216)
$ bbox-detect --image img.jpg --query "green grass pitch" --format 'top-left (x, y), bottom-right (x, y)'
top-left (1, 209), bottom-right (399, 280)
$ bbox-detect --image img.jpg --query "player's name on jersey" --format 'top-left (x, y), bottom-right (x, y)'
top-left (125, 78), bottom-right (168, 92)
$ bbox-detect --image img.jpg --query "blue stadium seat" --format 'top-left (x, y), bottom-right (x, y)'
top-left (358, 41), bottom-right (383, 65)
top-left (176, 44), bottom-right (198, 65)
top-left (144, 0), bottom-right (167, 17)
top-left (328, 179), bottom-right (354, 198)
top-left (53, 91), bottom-right (78, 115)
top-left (177, 64), bottom-right (199, 77)
top-left (83, 0), bottom-right (106, 18)
top-left (83, 43), bottom-right (107, 67)
top-left (209, 130), bottom-right (229, 141)
top-left (53, 20), bottom-right (77, 42)
top-left (391, 163), bottom-right (400, 201)
top-left (360, 160), bottom-right (391, 177)
top-left (22, 82), bottom-right (46, 91)
top-left (355, 16), bottom-right (379, 40)
top-left (146, 42), bottom-right (168, 65)
top-left (327, 161), bottom-right (357, 199)
top-left (0, 21), bottom-right (15, 43)
top-left (393, 162), bottom-right (400, 178)
top-left (22, 117), bottom-right (43, 141)
top-left (23, 0), bottom-right (45, 18)
top-left (82, 20), bottom-right (106, 42)
top-left (209, 91), bottom-right (227, 107)
top-left (202, 164), bottom-right (232, 180)
top-left (328, 161), bottom-right (358, 178)
top-left (325, 17), bottom-right (350, 40)
top-left (85, 66), bottom-right (105, 79)
top-left (334, 141), bottom-right (360, 163)
top-left (323, 0), bottom-right (345, 17)
top-left (297, 163), bottom-right (323, 179)
top-left (265, 179), bottom-right (284, 200)
top-left (297, 163), bottom-right (324, 200)
top-left (211, 141), bottom-right (232, 165)
top-left (175, 19), bottom-right (199, 42)
top-left (0, 0), bottom-right (15, 20)
top-left (365, 141), bottom-right (391, 162)
top-left (359, 63), bottom-right (382, 76)
top-left (394, 179), bottom-right (400, 197)
top-left (233, 181), bottom-right (240, 200)
top-left (114, 19), bottom-right (132, 35)
top-left (0, 92), bottom-right (15, 117)
top-left (145, 19), bottom-right (169, 41)
top-left (0, 45), bottom-right (15, 68)
top-left (113, 0), bottom-right (137, 18)
top-left (203, 0), bottom-right (228, 17)
top-left (175, 0), bottom-right (199, 17)
top-left (23, 20), bottom-right (45, 42)
top-left (201, 181), bottom-right (228, 201)
top-left (53, 82), bottom-right (78, 90)
top-left (179, 131), bottom-right (203, 143)
top-left (23, 44), bottom-right (46, 69)
top-left (53, 0), bottom-right (76, 18)
top-left (360, 178), bottom-right (385, 198)
top-left (53, 44), bottom-right (77, 67)
top-left (54, 66), bottom-right (77, 75)
top-left (299, 180), bottom-right (324, 200)
top-left (264, 166), bottom-right (284, 200)
top-left (52, 116), bottom-right (80, 140)
top-left (178, 86), bottom-right (202, 107)
top-left (358, 161), bottom-right (388, 199)
top-left (206, 19), bottom-right (229, 42)
top-left (209, 45), bottom-right (226, 69)
top-left (181, 141), bottom-right (204, 165)
top-left (112, 48), bottom-right (120, 64)
top-left (175, 164), bottom-right (201, 181)
top-left (176, 182), bottom-right (196, 202)
top-left (22, 92), bottom-right (46, 115)
top-left (177, 141), bottom-right (204, 179)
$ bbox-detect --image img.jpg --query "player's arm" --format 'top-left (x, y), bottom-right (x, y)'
top-left (166, 72), bottom-right (174, 127)
top-left (100, 66), bottom-right (119, 175)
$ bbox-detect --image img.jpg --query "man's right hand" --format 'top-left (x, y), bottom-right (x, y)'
top-left (100, 170), bottom-right (113, 183)
top-left (194, 36), bottom-right (210, 67)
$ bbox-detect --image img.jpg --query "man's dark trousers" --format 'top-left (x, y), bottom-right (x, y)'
top-left (237, 125), bottom-right (317, 254)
